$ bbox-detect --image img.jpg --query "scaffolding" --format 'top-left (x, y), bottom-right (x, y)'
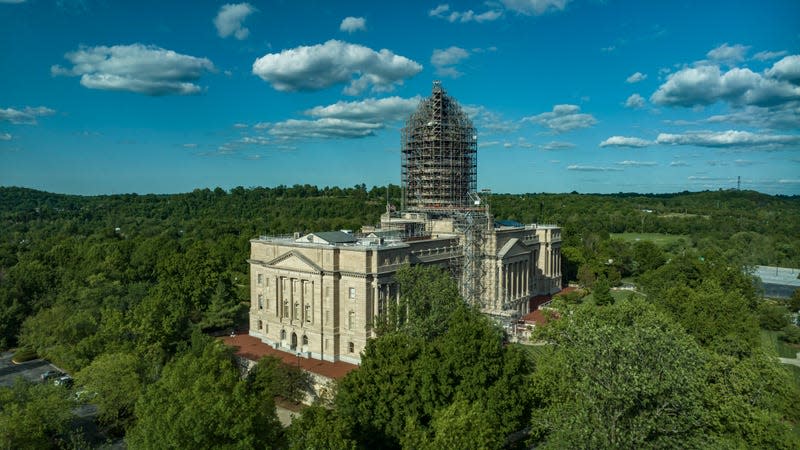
top-left (401, 81), bottom-right (477, 212)
top-left (453, 207), bottom-right (487, 308)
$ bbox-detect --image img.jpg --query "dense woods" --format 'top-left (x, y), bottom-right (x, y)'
top-left (1, 185), bottom-right (799, 448)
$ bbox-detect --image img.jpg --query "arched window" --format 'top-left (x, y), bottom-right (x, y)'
top-left (302, 335), bottom-right (308, 346)
top-left (280, 329), bottom-right (286, 340)
top-left (348, 342), bottom-right (355, 353)
top-left (257, 319), bottom-right (263, 330)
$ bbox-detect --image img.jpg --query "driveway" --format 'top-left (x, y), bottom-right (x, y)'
top-left (0, 351), bottom-right (63, 387)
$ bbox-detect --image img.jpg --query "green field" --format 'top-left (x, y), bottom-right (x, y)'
top-left (610, 232), bottom-right (690, 248)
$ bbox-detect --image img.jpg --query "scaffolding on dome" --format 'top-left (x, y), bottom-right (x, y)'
top-left (401, 81), bottom-right (477, 212)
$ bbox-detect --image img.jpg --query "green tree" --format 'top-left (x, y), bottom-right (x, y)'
top-left (75, 351), bottom-right (143, 434)
top-left (592, 276), bottom-right (614, 306)
top-left (531, 298), bottom-right (708, 449)
top-left (0, 379), bottom-right (75, 449)
top-left (126, 337), bottom-right (283, 449)
top-left (285, 405), bottom-right (356, 450)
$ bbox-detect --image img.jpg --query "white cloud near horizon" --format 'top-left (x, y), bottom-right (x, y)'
top-left (252, 40), bottom-right (422, 95)
top-left (523, 104), bottom-right (597, 133)
top-left (52, 44), bottom-right (215, 96)
top-left (305, 96), bottom-right (421, 122)
top-left (501, 0), bottom-right (571, 15)
top-left (0, 106), bottom-right (55, 124)
top-left (340, 16), bottom-right (366, 33)
top-left (656, 130), bottom-right (800, 148)
top-left (214, 3), bottom-right (257, 40)
top-left (431, 47), bottom-right (469, 78)
top-left (616, 160), bottom-right (657, 167)
top-left (567, 164), bottom-right (623, 172)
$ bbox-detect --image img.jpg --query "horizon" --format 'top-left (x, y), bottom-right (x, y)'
top-left (1, 0), bottom-right (799, 196)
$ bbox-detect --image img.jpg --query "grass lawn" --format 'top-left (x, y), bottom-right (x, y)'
top-left (610, 232), bottom-right (690, 248)
top-left (760, 330), bottom-right (800, 359)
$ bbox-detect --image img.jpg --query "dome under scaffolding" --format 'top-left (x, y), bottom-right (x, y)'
top-left (401, 81), bottom-right (477, 211)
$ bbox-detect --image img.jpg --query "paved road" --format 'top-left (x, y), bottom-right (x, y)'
top-left (778, 351), bottom-right (800, 368)
top-left (0, 351), bottom-right (62, 387)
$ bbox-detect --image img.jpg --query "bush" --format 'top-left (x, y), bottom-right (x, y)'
top-left (11, 348), bottom-right (37, 364)
top-left (758, 303), bottom-right (790, 331)
top-left (780, 325), bottom-right (800, 345)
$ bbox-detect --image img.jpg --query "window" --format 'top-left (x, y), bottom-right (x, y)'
top-left (348, 342), bottom-right (355, 353)
top-left (280, 330), bottom-right (286, 340)
top-left (348, 311), bottom-right (355, 330)
top-left (302, 335), bottom-right (308, 346)
top-left (294, 302), bottom-right (299, 319)
top-left (257, 273), bottom-right (263, 285)
top-left (349, 287), bottom-right (356, 300)
top-left (257, 319), bottom-right (262, 330)
top-left (282, 300), bottom-right (289, 318)
top-left (258, 294), bottom-right (264, 310)
top-left (305, 304), bottom-right (311, 323)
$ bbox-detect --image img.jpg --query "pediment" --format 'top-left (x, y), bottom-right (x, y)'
top-left (497, 238), bottom-right (531, 259)
top-left (265, 251), bottom-right (322, 273)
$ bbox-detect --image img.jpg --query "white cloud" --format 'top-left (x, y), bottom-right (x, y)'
top-left (650, 58), bottom-right (800, 108)
top-left (182, 143), bottom-right (198, 148)
top-left (601, 46), bottom-right (616, 53)
top-left (670, 161), bottom-right (689, 167)
top-left (616, 160), bottom-right (657, 167)
top-left (522, 104), bottom-right (597, 133)
top-left (340, 16), bottom-right (366, 33)
top-left (0, 0), bottom-right (27, 3)
top-left (0, 133), bottom-right (11, 140)
top-left (541, 141), bottom-right (575, 150)
top-left (656, 130), bottom-right (800, 148)
top-left (431, 47), bottom-right (469, 78)
top-left (703, 103), bottom-right (800, 130)
top-left (706, 43), bottom-right (749, 64)
top-left (626, 72), bottom-right (647, 83)
top-left (305, 96), bottom-right (420, 122)
top-left (214, 3), bottom-right (257, 40)
top-left (252, 40), bottom-right (422, 95)
top-left (765, 55), bottom-right (800, 84)
top-left (0, 106), bottom-right (55, 124)
top-left (753, 50), bottom-right (788, 61)
top-left (233, 123), bottom-right (248, 128)
top-left (429, 4), bottom-right (502, 23)
top-left (264, 118), bottom-right (383, 139)
top-left (599, 136), bottom-right (653, 148)
top-left (625, 93), bottom-right (645, 109)
top-left (52, 44), bottom-right (215, 96)
top-left (503, 142), bottom-right (513, 148)
top-left (778, 179), bottom-right (800, 184)
top-left (501, 0), bottom-right (571, 15)
top-left (567, 164), bottom-right (623, 172)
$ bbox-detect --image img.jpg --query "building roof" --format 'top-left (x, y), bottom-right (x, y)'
top-left (495, 219), bottom-right (524, 228)
top-left (222, 334), bottom-right (358, 380)
top-left (753, 265), bottom-right (800, 287)
top-left (303, 231), bottom-right (358, 244)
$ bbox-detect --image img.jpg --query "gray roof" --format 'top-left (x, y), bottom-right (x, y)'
top-left (313, 231), bottom-right (358, 244)
top-left (753, 265), bottom-right (800, 287)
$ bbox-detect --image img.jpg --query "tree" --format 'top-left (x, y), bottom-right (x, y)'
top-left (592, 276), bottom-right (614, 306)
top-left (126, 337), bottom-right (283, 449)
top-left (285, 406), bottom-right (357, 450)
top-left (199, 279), bottom-right (241, 332)
top-left (0, 379), bottom-right (75, 449)
top-left (531, 298), bottom-right (709, 449)
top-left (75, 351), bottom-right (143, 434)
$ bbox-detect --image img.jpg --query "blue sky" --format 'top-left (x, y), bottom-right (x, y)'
top-left (1, 0), bottom-right (799, 195)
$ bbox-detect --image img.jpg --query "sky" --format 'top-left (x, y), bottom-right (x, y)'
top-left (1, 0), bottom-right (799, 196)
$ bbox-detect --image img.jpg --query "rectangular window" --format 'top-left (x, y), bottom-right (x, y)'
top-left (348, 311), bottom-right (354, 330)
top-left (258, 294), bottom-right (264, 310)
top-left (349, 287), bottom-right (356, 300)
top-left (257, 273), bottom-right (263, 285)
top-left (305, 304), bottom-right (311, 323)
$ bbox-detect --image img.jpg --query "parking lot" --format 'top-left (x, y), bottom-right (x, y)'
top-left (0, 351), bottom-right (64, 387)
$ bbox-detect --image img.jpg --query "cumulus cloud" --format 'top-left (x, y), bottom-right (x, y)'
top-left (522, 104), bottom-right (597, 133)
top-left (214, 3), bottom-right (257, 40)
top-left (0, 133), bottom-right (11, 140)
top-left (616, 160), bottom-right (657, 167)
top-left (429, 4), bottom-right (503, 23)
top-left (753, 50), bottom-right (788, 61)
top-left (703, 103), bottom-right (800, 130)
top-left (340, 16), bottom-right (366, 33)
top-left (305, 96), bottom-right (420, 122)
top-left (52, 44), bottom-right (215, 96)
top-left (541, 141), bottom-right (575, 150)
top-left (650, 54), bottom-right (800, 108)
top-left (656, 130), bottom-right (800, 148)
top-left (0, 106), bottom-right (55, 124)
top-left (252, 40), bottom-right (422, 95)
top-left (625, 93), bottom-right (645, 109)
top-left (599, 136), bottom-right (653, 148)
top-left (626, 72), bottom-right (647, 83)
top-left (706, 43), bottom-right (749, 64)
top-left (567, 164), bottom-right (622, 172)
top-left (501, 0), bottom-right (571, 15)
top-left (431, 46), bottom-right (469, 78)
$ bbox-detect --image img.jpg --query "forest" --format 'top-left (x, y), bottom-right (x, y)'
top-left (1, 185), bottom-right (799, 448)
